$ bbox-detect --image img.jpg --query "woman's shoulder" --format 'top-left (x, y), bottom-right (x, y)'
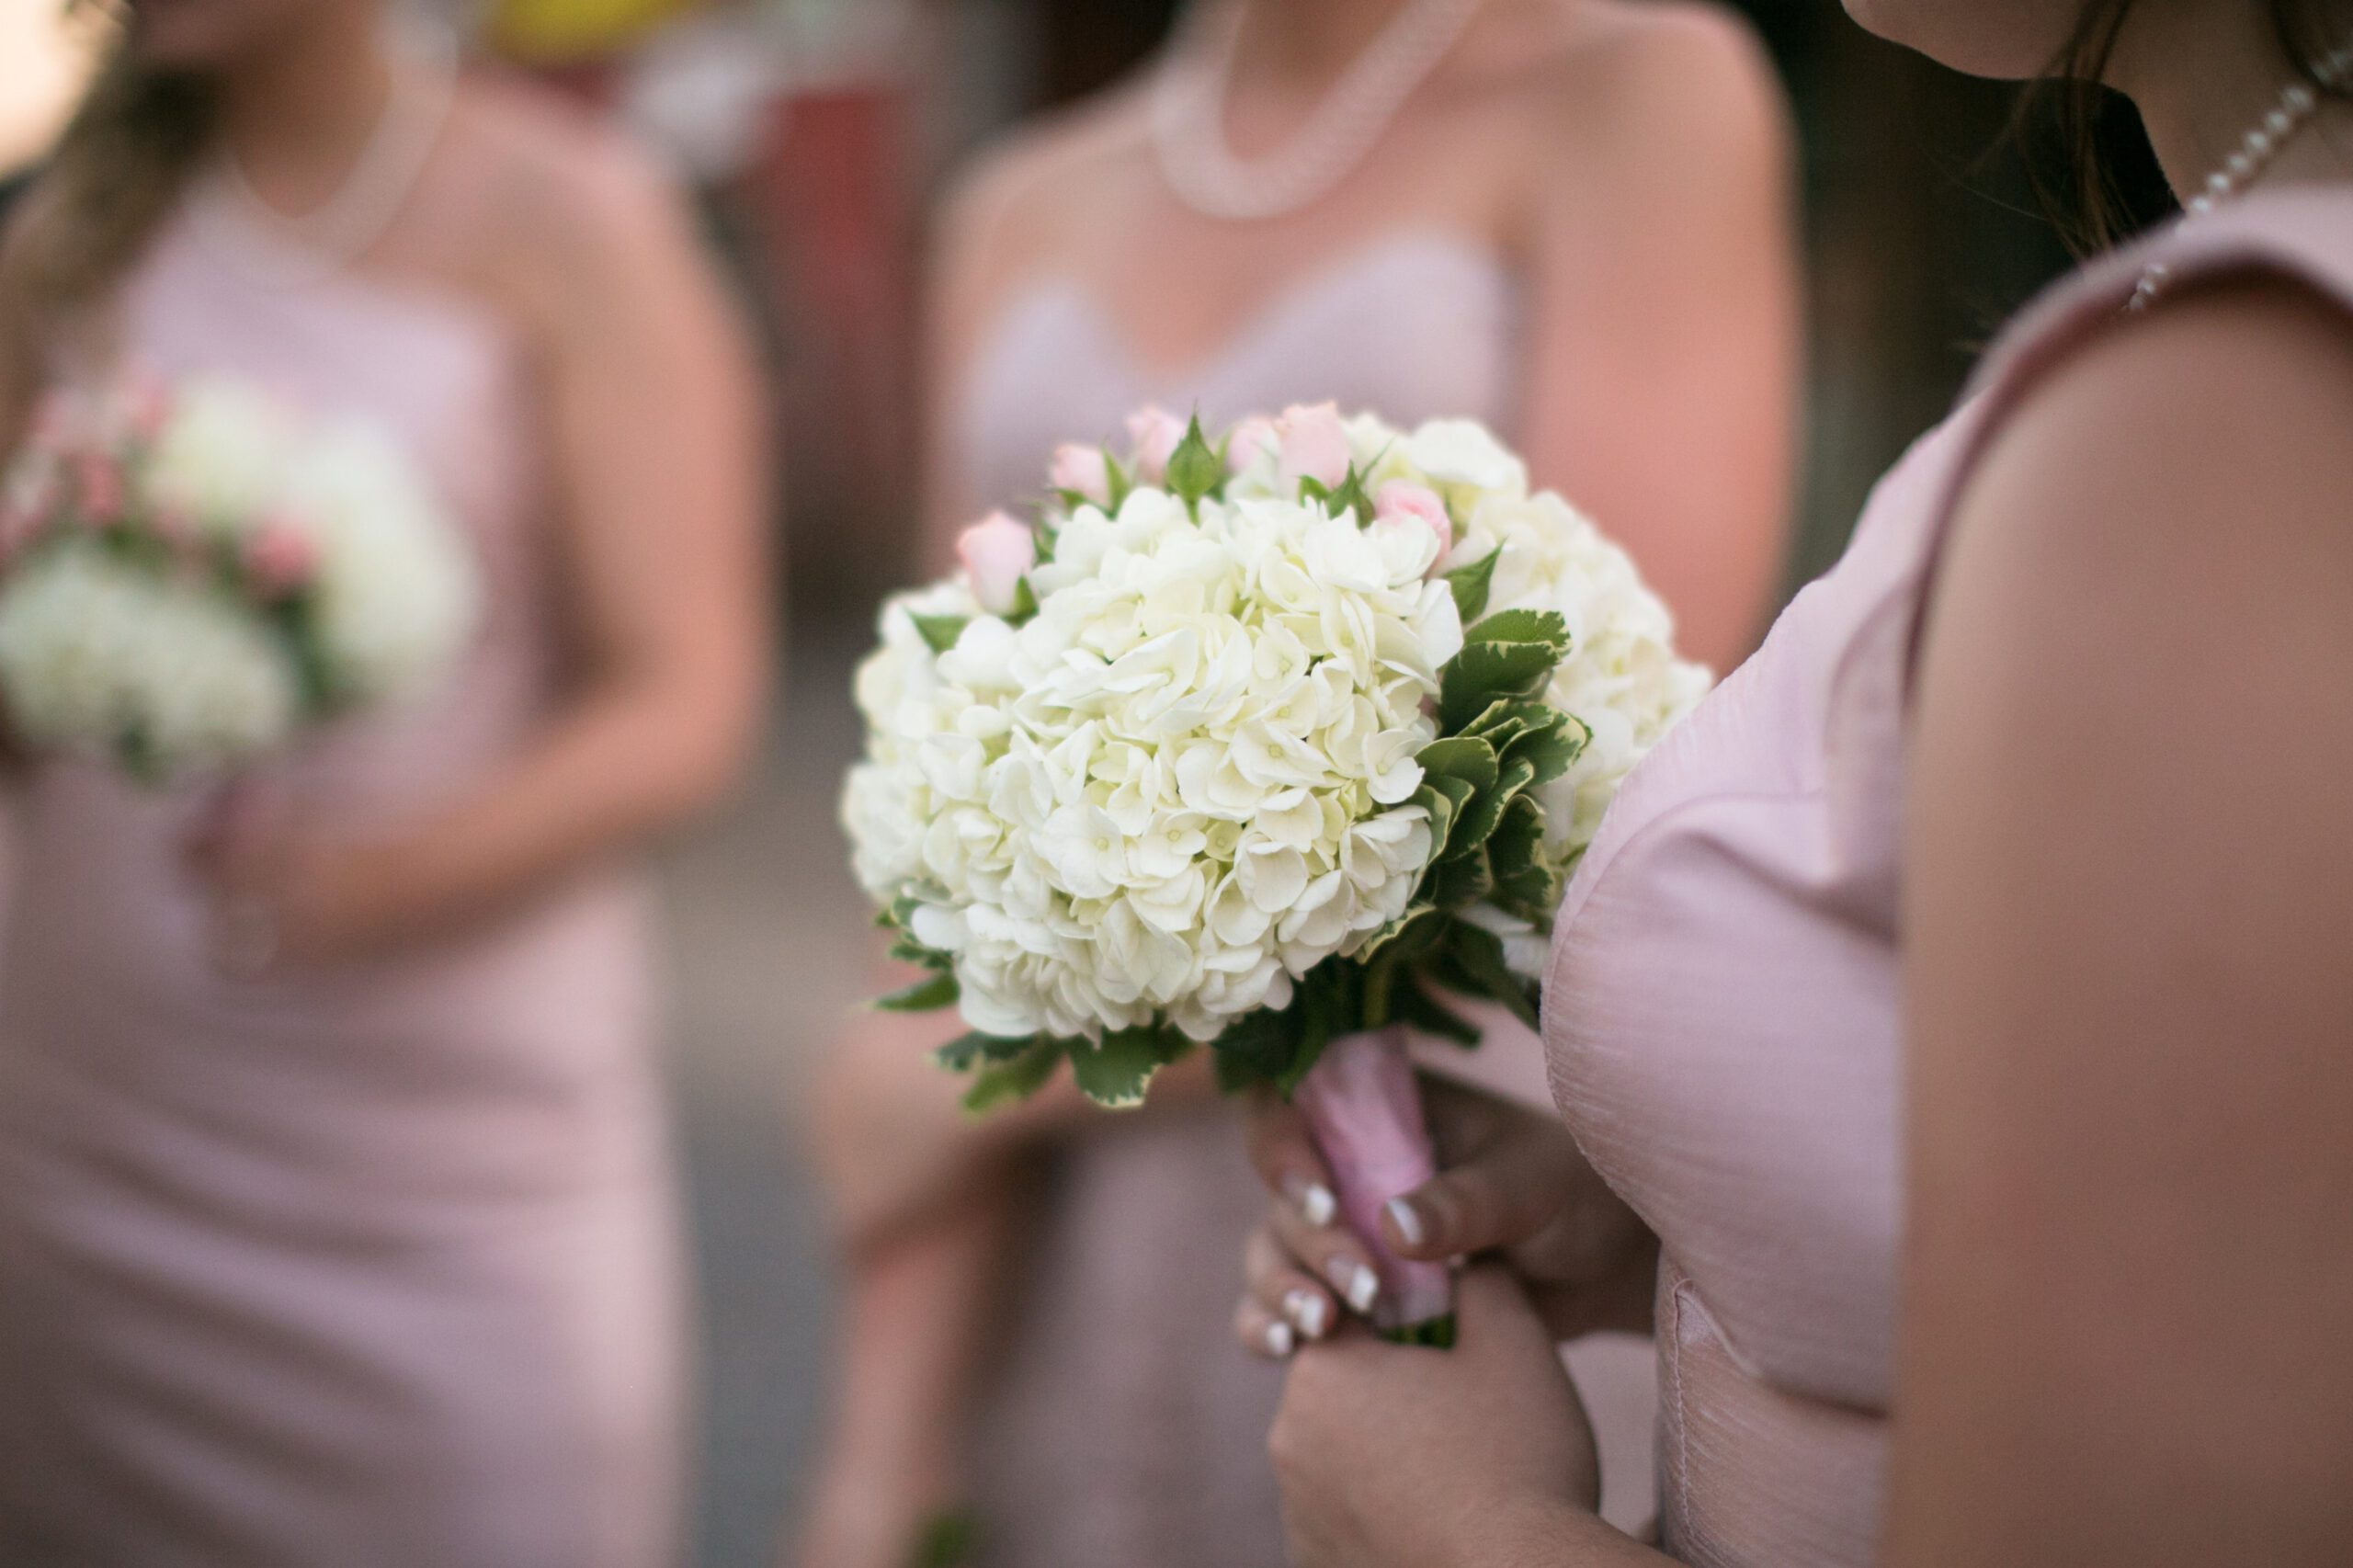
top-left (1962, 267), bottom-right (2353, 563)
top-left (421, 74), bottom-right (708, 337)
top-left (1449, 0), bottom-right (1781, 131)
top-left (1437, 0), bottom-right (1790, 210)
top-left (934, 77), bottom-right (1157, 278)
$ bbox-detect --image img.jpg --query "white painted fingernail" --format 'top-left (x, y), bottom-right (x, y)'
top-left (1285, 1288), bottom-right (1329, 1339)
top-left (1328, 1257), bottom-right (1379, 1313)
top-left (1385, 1197), bottom-right (1424, 1247)
top-left (1265, 1320), bottom-right (1295, 1358)
top-left (1297, 1181), bottom-right (1336, 1227)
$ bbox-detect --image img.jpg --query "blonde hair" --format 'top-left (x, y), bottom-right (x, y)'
top-left (2, 15), bottom-right (218, 433)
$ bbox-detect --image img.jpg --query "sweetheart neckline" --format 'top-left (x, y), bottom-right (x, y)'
top-left (970, 228), bottom-right (1515, 400)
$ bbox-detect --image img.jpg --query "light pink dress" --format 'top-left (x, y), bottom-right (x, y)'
top-left (949, 232), bottom-right (1665, 1560)
top-left (1542, 189), bottom-right (2353, 1566)
top-left (955, 233), bottom-right (1537, 1567)
top-left (0, 194), bottom-right (688, 1567)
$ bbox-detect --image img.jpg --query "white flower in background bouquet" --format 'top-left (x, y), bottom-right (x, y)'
top-left (0, 371), bottom-right (480, 783)
top-left (841, 402), bottom-right (1707, 1343)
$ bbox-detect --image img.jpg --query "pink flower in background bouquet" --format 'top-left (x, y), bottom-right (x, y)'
top-left (0, 371), bottom-right (479, 784)
top-left (842, 403), bottom-right (1707, 1343)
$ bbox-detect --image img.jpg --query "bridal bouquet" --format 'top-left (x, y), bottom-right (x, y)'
top-left (842, 403), bottom-right (1706, 1340)
top-left (0, 371), bottom-right (480, 783)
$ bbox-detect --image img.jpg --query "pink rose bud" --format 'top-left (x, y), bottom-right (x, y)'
top-left (1125, 405), bottom-right (1187, 484)
top-left (244, 519), bottom-right (317, 597)
top-left (1373, 480), bottom-right (1452, 562)
top-left (1049, 443), bottom-right (1112, 506)
top-left (76, 455), bottom-right (124, 526)
top-left (956, 510), bottom-right (1038, 617)
top-left (1226, 415), bottom-right (1279, 476)
top-left (1276, 402), bottom-right (1353, 492)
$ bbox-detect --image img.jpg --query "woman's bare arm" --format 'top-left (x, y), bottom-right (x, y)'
top-left (1514, 9), bottom-right (1800, 672)
top-left (227, 134), bottom-right (772, 961)
top-left (1895, 278), bottom-right (2353, 1564)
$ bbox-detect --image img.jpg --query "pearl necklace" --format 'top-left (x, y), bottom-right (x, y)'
top-left (2129, 43), bottom-right (2353, 310)
top-left (1150, 0), bottom-right (1488, 222)
top-left (191, 17), bottom-right (459, 289)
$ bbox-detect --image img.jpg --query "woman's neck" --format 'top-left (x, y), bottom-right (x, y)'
top-left (214, 5), bottom-right (396, 217)
top-left (2114, 0), bottom-right (2353, 202)
top-left (1227, 0), bottom-right (1424, 81)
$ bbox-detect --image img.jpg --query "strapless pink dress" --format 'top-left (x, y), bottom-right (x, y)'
top-left (1543, 189), bottom-right (2353, 1566)
top-left (0, 200), bottom-right (687, 1566)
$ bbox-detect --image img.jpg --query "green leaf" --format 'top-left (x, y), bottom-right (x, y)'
top-left (1416, 735), bottom-right (1498, 795)
top-left (1211, 1004), bottom-right (1303, 1092)
top-left (1444, 923), bottom-right (1540, 1030)
top-left (1465, 608), bottom-right (1571, 652)
top-left (887, 934), bottom-right (955, 971)
top-left (1391, 976), bottom-right (1483, 1047)
top-left (1356, 903), bottom-right (1444, 964)
top-left (1428, 847), bottom-right (1495, 911)
top-left (912, 1509), bottom-right (980, 1568)
top-left (1443, 549), bottom-right (1499, 623)
top-left (1378, 1312), bottom-right (1458, 1349)
top-left (1280, 962), bottom-right (1362, 1095)
top-left (1419, 774), bottom-right (1475, 856)
top-left (1104, 450), bottom-right (1132, 512)
top-left (1164, 414), bottom-right (1224, 509)
top-left (933, 1029), bottom-right (1040, 1072)
top-left (879, 964), bottom-right (958, 1008)
top-left (1438, 640), bottom-right (1563, 733)
top-left (962, 1038), bottom-right (1065, 1112)
top-left (1070, 1025), bottom-right (1190, 1108)
top-left (1461, 697), bottom-right (1550, 745)
top-left (912, 613), bottom-right (969, 655)
top-left (1437, 756), bottom-right (1532, 865)
top-left (1503, 711), bottom-right (1588, 788)
top-left (1485, 793), bottom-right (1552, 911)
top-left (1326, 462), bottom-right (1374, 525)
top-left (1006, 574), bottom-right (1040, 626)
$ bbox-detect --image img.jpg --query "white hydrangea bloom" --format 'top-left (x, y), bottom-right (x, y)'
top-left (847, 410), bottom-right (1711, 1039)
top-left (0, 541), bottom-right (300, 775)
top-left (0, 372), bottom-right (480, 782)
top-left (278, 422), bottom-right (480, 704)
top-left (144, 375), bottom-right (293, 537)
top-left (843, 485), bottom-right (1450, 1045)
top-left (1210, 411), bottom-right (1708, 984)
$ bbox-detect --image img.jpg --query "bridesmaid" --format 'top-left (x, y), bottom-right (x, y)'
top-left (797, 1), bottom-right (1798, 1564)
top-left (1236, 0), bottom-right (2353, 1562)
top-left (0, 0), bottom-right (767, 1562)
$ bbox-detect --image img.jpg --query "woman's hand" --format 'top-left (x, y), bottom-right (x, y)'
top-left (806, 1004), bottom-right (1044, 1250)
top-left (1235, 1075), bottom-right (1655, 1355)
top-left (1268, 1267), bottom-right (1603, 1568)
top-left (184, 783), bottom-right (416, 975)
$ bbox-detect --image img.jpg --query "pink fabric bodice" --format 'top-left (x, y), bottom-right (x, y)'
top-left (1542, 189), bottom-right (2353, 1567)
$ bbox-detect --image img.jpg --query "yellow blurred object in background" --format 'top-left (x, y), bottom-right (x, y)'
top-left (487, 0), bottom-right (701, 64)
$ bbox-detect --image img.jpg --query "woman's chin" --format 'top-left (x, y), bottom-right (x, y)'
top-left (1837, 0), bottom-right (2076, 83)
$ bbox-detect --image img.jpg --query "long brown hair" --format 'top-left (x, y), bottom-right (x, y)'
top-left (1, 8), bottom-right (219, 427)
top-left (2020, 0), bottom-right (2353, 251)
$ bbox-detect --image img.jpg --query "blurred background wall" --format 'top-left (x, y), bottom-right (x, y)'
top-left (0, 1), bottom-right (2160, 1561)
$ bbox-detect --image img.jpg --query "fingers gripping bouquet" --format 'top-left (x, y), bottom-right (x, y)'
top-left (842, 402), bottom-right (1706, 1344)
top-left (0, 372), bottom-right (480, 783)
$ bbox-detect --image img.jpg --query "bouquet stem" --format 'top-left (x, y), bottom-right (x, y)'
top-left (1292, 1028), bottom-right (1455, 1346)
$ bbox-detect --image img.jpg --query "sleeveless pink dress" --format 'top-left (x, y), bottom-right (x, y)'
top-left (1542, 188), bottom-right (2353, 1566)
top-left (0, 196), bottom-right (687, 1566)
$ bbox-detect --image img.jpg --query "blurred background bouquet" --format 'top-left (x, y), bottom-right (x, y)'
top-left (0, 372), bottom-right (477, 781)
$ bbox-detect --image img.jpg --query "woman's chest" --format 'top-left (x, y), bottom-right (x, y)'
top-left (1540, 415), bottom-right (1976, 1411)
